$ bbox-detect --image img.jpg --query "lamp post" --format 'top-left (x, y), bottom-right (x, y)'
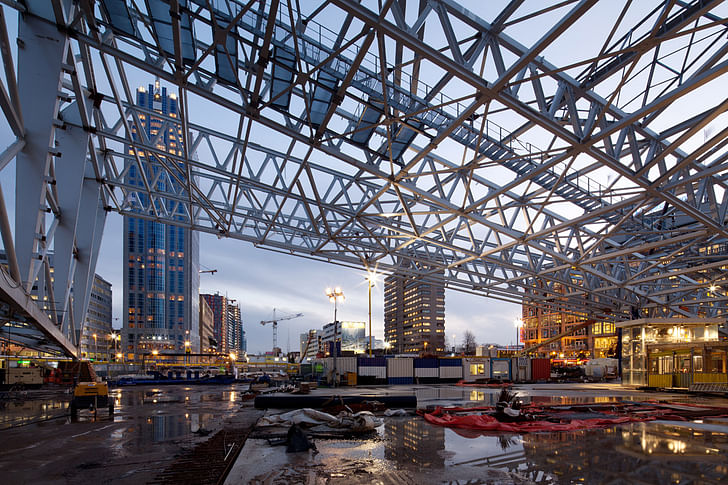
top-left (184, 340), bottom-right (191, 366)
top-left (514, 318), bottom-right (523, 352)
top-left (325, 286), bottom-right (345, 386)
top-left (366, 272), bottom-right (377, 357)
top-left (92, 333), bottom-right (97, 361)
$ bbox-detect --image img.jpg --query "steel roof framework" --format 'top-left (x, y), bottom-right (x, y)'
top-left (0, 0), bottom-right (727, 355)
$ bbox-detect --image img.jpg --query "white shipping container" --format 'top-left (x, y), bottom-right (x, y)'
top-left (387, 358), bottom-right (414, 378)
top-left (321, 357), bottom-right (333, 375)
top-left (462, 358), bottom-right (490, 382)
top-left (511, 357), bottom-right (531, 382)
top-left (491, 360), bottom-right (510, 380)
top-left (358, 366), bottom-right (386, 378)
top-left (438, 366), bottom-right (463, 379)
top-left (337, 357), bottom-right (358, 374)
top-left (414, 367), bottom-right (438, 378)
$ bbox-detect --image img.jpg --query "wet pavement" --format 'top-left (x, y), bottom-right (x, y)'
top-left (1, 383), bottom-right (727, 484)
top-left (226, 384), bottom-right (728, 484)
top-left (0, 384), bottom-right (262, 484)
top-left (228, 417), bottom-right (728, 484)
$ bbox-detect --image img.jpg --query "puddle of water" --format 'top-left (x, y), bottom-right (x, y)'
top-left (0, 399), bottom-right (70, 429)
top-left (133, 413), bottom-right (217, 442)
top-left (375, 416), bottom-right (728, 483)
top-left (414, 386), bottom-right (636, 408)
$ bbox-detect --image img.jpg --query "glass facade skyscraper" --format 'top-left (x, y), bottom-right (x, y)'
top-left (122, 81), bottom-right (200, 359)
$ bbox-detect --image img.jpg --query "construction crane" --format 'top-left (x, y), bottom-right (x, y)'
top-left (199, 269), bottom-right (217, 275)
top-left (260, 309), bottom-right (303, 350)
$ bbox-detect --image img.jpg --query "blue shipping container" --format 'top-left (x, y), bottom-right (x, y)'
top-left (387, 377), bottom-right (414, 385)
top-left (414, 358), bottom-right (438, 368)
top-left (358, 357), bottom-right (387, 367)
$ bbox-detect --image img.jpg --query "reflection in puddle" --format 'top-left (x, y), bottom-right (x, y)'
top-left (380, 416), bottom-right (728, 483)
top-left (0, 385), bottom-right (240, 430)
top-left (137, 413), bottom-right (216, 442)
top-left (385, 415), bottom-right (446, 469)
top-left (0, 399), bottom-right (69, 429)
top-left (414, 386), bottom-right (628, 407)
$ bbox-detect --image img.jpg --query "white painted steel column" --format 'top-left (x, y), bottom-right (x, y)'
top-left (14, 9), bottom-right (68, 292)
top-left (71, 168), bottom-right (107, 346)
top-left (54, 104), bottom-right (91, 337)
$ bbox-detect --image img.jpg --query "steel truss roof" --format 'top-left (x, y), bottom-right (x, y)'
top-left (1, 0), bottom-right (728, 354)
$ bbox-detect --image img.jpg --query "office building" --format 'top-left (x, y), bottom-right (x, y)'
top-left (81, 275), bottom-right (114, 360)
top-left (521, 283), bottom-right (618, 359)
top-left (227, 302), bottom-right (243, 354)
top-left (320, 321), bottom-right (366, 352)
top-left (122, 80), bottom-right (200, 359)
top-left (299, 330), bottom-right (318, 360)
top-left (199, 296), bottom-right (215, 352)
top-left (1, 251), bottom-right (113, 360)
top-left (201, 292), bottom-right (242, 353)
top-left (201, 293), bottom-right (228, 352)
top-left (384, 271), bottom-right (446, 354)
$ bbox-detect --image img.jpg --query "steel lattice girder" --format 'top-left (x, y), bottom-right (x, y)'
top-left (1, 0), bottom-right (728, 356)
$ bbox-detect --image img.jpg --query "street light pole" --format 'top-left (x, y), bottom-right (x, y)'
top-left (367, 273), bottom-right (376, 357)
top-left (325, 287), bottom-right (344, 387)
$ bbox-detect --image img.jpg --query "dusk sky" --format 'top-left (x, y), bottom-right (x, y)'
top-left (96, 210), bottom-right (521, 354)
top-left (0, 1), bottom-right (526, 357)
top-left (9, 1), bottom-right (718, 355)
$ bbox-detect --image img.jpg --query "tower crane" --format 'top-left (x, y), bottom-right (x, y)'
top-left (260, 309), bottom-right (303, 350)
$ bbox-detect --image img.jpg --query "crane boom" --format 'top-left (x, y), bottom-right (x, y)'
top-left (260, 309), bottom-right (303, 350)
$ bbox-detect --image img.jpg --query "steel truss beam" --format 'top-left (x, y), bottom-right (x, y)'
top-left (1, 1), bottom-right (727, 355)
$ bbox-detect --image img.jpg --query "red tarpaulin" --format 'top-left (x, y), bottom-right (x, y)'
top-left (420, 402), bottom-right (728, 434)
top-left (422, 407), bottom-right (650, 433)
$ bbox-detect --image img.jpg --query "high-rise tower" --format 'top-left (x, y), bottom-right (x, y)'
top-left (384, 271), bottom-right (445, 354)
top-left (122, 80), bottom-right (200, 359)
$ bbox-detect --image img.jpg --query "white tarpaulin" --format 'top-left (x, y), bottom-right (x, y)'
top-left (258, 408), bottom-right (382, 432)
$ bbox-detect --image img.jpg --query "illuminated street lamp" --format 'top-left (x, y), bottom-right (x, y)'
top-left (366, 272), bottom-right (378, 357)
top-left (92, 333), bottom-right (97, 361)
top-left (325, 286), bottom-right (345, 386)
top-left (184, 340), bottom-right (191, 366)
